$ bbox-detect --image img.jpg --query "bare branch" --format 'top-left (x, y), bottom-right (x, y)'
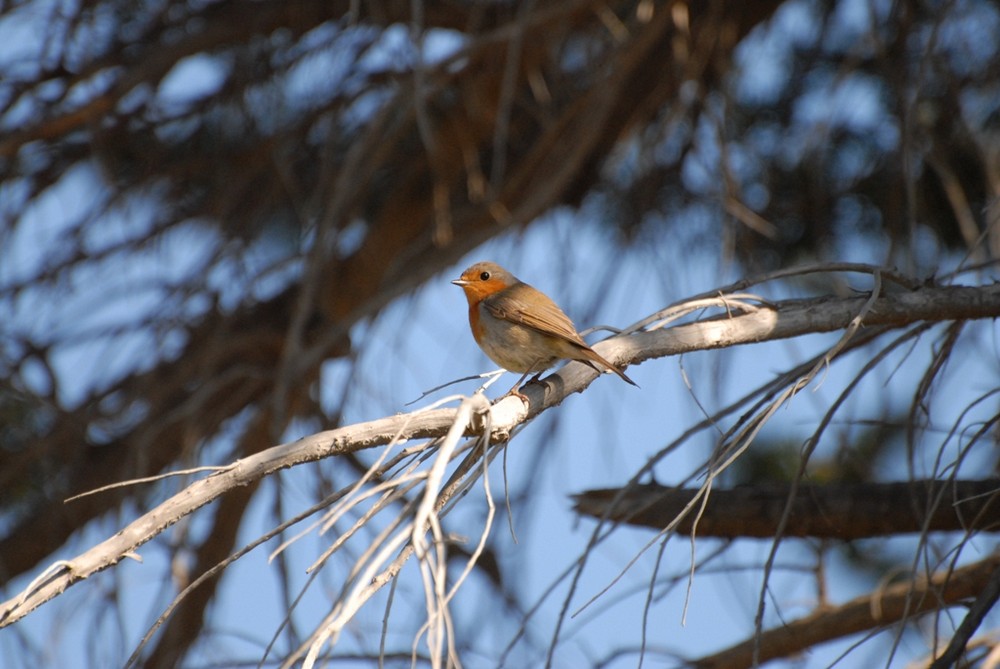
top-left (691, 553), bottom-right (1000, 669)
top-left (573, 480), bottom-right (1000, 539)
top-left (3, 274), bottom-right (998, 646)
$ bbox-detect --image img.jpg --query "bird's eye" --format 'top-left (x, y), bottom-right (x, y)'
top-left (479, 271), bottom-right (491, 281)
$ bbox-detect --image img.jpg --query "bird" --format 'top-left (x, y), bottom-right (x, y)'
top-left (451, 261), bottom-right (637, 388)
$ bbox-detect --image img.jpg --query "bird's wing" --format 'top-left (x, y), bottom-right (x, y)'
top-left (484, 282), bottom-right (639, 386)
top-left (482, 284), bottom-right (587, 347)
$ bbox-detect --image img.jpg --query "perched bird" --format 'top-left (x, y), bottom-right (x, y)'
top-left (451, 261), bottom-right (637, 387)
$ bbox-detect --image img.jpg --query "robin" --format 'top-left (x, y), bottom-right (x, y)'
top-left (452, 261), bottom-right (637, 387)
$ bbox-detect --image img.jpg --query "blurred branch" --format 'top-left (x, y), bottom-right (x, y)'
top-left (929, 560), bottom-right (1000, 668)
top-left (691, 552), bottom-right (1000, 669)
top-left (573, 480), bottom-right (1000, 538)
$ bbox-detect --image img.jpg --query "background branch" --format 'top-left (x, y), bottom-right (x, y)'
top-left (691, 553), bottom-right (1000, 669)
top-left (573, 480), bottom-right (1000, 538)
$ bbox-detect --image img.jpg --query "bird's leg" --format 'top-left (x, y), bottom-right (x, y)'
top-left (499, 370), bottom-right (532, 402)
top-left (498, 360), bottom-right (550, 402)
top-left (521, 358), bottom-right (554, 388)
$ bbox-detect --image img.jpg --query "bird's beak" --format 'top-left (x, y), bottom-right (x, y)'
top-left (451, 278), bottom-right (469, 287)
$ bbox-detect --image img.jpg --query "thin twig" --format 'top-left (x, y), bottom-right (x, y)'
top-left (64, 465), bottom-right (234, 502)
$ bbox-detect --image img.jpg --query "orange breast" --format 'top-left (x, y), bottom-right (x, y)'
top-left (468, 302), bottom-right (488, 345)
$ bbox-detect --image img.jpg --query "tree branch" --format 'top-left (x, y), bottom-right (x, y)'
top-left (3, 279), bottom-right (998, 627)
top-left (927, 561), bottom-right (1000, 668)
top-left (690, 553), bottom-right (1000, 669)
top-left (572, 480), bottom-right (1000, 539)
top-left (621, 282), bottom-right (1000, 368)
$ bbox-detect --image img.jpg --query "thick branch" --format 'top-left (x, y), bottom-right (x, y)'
top-left (572, 480), bottom-right (1000, 539)
top-left (0, 404), bottom-right (492, 627)
top-left (620, 282), bottom-right (1000, 367)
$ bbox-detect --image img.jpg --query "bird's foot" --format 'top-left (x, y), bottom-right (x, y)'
top-left (498, 372), bottom-right (535, 404)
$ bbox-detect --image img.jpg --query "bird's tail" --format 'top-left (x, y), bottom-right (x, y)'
top-left (578, 346), bottom-right (638, 387)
